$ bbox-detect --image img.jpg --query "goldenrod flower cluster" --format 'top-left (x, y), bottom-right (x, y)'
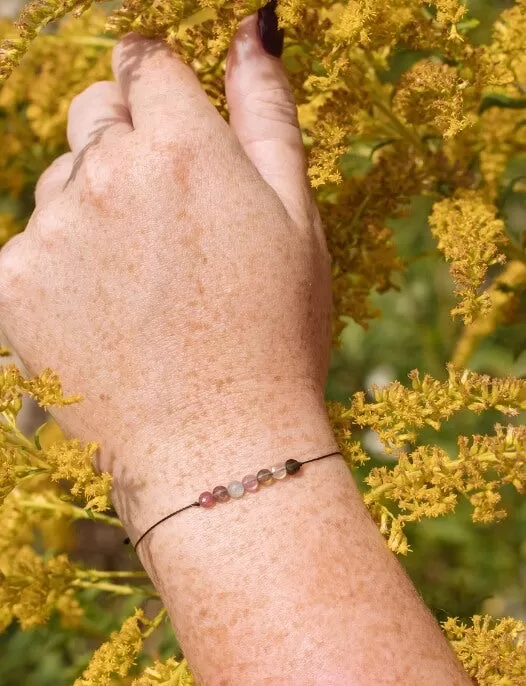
top-left (443, 615), bottom-right (526, 685)
top-left (344, 366), bottom-right (526, 556)
top-left (1, 1), bottom-right (526, 683)
top-left (351, 365), bottom-right (526, 449)
top-left (0, 364), bottom-right (111, 512)
top-left (429, 190), bottom-right (508, 323)
top-left (0, 366), bottom-right (123, 636)
top-left (74, 609), bottom-right (147, 686)
top-left (0, 545), bottom-right (79, 630)
top-left (132, 657), bottom-right (194, 686)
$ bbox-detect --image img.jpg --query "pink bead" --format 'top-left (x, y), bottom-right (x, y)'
top-left (199, 491), bottom-right (216, 508)
top-left (242, 474), bottom-right (259, 492)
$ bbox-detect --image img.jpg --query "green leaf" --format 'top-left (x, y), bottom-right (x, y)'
top-left (33, 422), bottom-right (48, 450)
top-left (497, 175), bottom-right (526, 210)
top-left (369, 138), bottom-right (399, 159)
top-left (512, 119), bottom-right (526, 133)
top-left (456, 18), bottom-right (480, 32)
top-left (479, 94), bottom-right (526, 115)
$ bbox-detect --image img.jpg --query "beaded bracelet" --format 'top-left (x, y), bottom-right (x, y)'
top-left (125, 450), bottom-right (342, 550)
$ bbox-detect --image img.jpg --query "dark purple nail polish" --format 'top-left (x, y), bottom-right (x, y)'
top-left (258, 0), bottom-right (284, 58)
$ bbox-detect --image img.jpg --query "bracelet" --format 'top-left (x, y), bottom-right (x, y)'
top-left (124, 450), bottom-right (342, 550)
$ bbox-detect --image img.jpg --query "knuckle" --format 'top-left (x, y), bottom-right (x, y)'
top-left (243, 87), bottom-right (299, 126)
top-left (68, 92), bottom-right (85, 119)
top-left (69, 81), bottom-right (114, 115)
top-left (34, 155), bottom-right (70, 201)
top-left (30, 208), bottom-right (69, 248)
top-left (0, 234), bottom-right (28, 307)
top-left (80, 148), bottom-right (120, 204)
top-left (34, 169), bottom-right (51, 199)
top-left (141, 128), bottom-right (189, 163)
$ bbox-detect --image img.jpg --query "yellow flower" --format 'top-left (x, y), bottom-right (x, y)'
top-left (133, 658), bottom-right (195, 686)
top-left (327, 401), bottom-right (369, 469)
top-left (75, 609), bottom-right (147, 686)
top-left (452, 261), bottom-right (526, 368)
top-left (321, 144), bottom-right (426, 332)
top-left (308, 117), bottom-right (348, 188)
top-left (478, 107), bottom-right (526, 198)
top-left (45, 439), bottom-right (112, 512)
top-left (431, 0), bottom-right (466, 27)
top-left (0, 545), bottom-right (77, 630)
top-left (364, 424), bottom-right (526, 533)
top-left (393, 59), bottom-right (472, 139)
top-left (429, 190), bottom-right (508, 323)
top-left (22, 368), bottom-right (83, 407)
top-left (488, 0), bottom-right (526, 87)
top-left (443, 615), bottom-right (526, 685)
top-left (351, 366), bottom-right (526, 450)
top-left (0, 438), bottom-right (19, 504)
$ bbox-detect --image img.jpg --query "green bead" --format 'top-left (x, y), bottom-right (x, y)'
top-left (285, 459), bottom-right (302, 475)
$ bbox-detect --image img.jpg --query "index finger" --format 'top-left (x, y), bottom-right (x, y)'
top-left (112, 34), bottom-right (220, 134)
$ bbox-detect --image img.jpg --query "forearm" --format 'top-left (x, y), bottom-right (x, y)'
top-left (112, 388), bottom-right (471, 686)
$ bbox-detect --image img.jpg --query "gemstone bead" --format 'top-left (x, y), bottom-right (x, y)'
top-left (227, 481), bottom-right (245, 498)
top-left (198, 491), bottom-right (216, 508)
top-left (242, 474), bottom-right (259, 492)
top-left (212, 485), bottom-right (230, 503)
top-left (285, 459), bottom-right (302, 475)
top-left (270, 463), bottom-right (287, 480)
top-left (257, 468), bottom-right (273, 485)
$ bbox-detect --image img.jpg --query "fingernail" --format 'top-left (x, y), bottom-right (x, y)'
top-left (258, 0), bottom-right (284, 58)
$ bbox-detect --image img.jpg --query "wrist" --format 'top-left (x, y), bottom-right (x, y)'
top-left (108, 379), bottom-right (338, 543)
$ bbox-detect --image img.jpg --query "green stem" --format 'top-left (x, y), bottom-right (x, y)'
top-left (372, 98), bottom-right (427, 155)
top-left (2, 416), bottom-right (48, 467)
top-left (366, 482), bottom-right (397, 500)
top-left (72, 579), bottom-right (159, 598)
top-left (143, 608), bottom-right (168, 638)
top-left (13, 467), bottom-right (49, 478)
top-left (348, 194), bottom-right (370, 233)
top-left (78, 569), bottom-right (149, 580)
top-left (72, 579), bottom-right (142, 596)
top-left (16, 497), bottom-right (122, 527)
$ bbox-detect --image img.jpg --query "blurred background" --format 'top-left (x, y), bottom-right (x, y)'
top-left (0, 0), bottom-right (524, 684)
top-left (324, 0), bottom-right (526, 631)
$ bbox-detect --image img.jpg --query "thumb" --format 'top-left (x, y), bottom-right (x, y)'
top-left (225, 5), bottom-right (312, 226)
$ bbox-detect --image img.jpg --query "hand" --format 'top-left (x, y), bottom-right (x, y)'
top-left (0, 17), bottom-right (336, 530)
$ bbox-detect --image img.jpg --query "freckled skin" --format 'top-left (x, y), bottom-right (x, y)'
top-left (0, 20), bottom-right (471, 686)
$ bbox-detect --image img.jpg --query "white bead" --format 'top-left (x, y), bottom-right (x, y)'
top-left (227, 481), bottom-right (245, 498)
top-left (270, 464), bottom-right (287, 480)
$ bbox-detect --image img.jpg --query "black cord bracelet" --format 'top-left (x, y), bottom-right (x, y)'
top-left (124, 450), bottom-right (342, 551)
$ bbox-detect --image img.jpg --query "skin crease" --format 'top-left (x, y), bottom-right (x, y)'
top-left (0, 14), bottom-right (472, 686)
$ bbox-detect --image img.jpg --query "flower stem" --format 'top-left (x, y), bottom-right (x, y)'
top-left (142, 607), bottom-right (168, 638)
top-left (72, 579), bottom-right (159, 598)
top-left (72, 579), bottom-right (141, 595)
top-left (372, 98), bottom-right (427, 156)
top-left (78, 569), bottom-right (149, 580)
top-left (16, 496), bottom-right (123, 527)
